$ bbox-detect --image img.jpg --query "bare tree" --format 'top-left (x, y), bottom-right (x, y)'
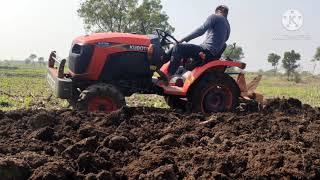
top-left (29, 54), bottom-right (37, 66)
top-left (38, 57), bottom-right (45, 66)
top-left (282, 50), bottom-right (301, 81)
top-left (312, 47), bottom-right (320, 75)
top-left (268, 53), bottom-right (281, 76)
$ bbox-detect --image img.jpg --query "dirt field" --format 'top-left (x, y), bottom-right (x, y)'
top-left (0, 98), bottom-right (319, 179)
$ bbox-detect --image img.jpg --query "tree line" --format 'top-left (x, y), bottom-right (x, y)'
top-left (24, 54), bottom-right (46, 66)
top-left (268, 47), bottom-right (320, 80)
top-left (0, 54), bottom-right (45, 66)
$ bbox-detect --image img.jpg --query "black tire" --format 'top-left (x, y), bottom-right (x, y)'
top-left (77, 83), bottom-right (126, 113)
top-left (164, 96), bottom-right (187, 111)
top-left (190, 71), bottom-right (240, 113)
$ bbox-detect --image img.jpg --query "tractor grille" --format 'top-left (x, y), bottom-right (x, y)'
top-left (68, 44), bottom-right (95, 74)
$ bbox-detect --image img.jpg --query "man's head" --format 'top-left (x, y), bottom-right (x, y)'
top-left (215, 5), bottom-right (229, 17)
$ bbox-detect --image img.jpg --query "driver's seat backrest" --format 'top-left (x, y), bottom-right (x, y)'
top-left (209, 43), bottom-right (227, 61)
top-left (188, 44), bottom-right (228, 71)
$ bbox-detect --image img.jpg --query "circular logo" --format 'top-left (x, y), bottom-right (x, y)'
top-left (282, 9), bottom-right (303, 31)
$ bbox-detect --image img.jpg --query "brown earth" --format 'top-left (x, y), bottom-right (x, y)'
top-left (0, 98), bottom-right (319, 179)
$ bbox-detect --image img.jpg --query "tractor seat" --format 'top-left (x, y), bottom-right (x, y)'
top-left (185, 44), bottom-right (227, 71)
top-left (205, 43), bottom-right (227, 62)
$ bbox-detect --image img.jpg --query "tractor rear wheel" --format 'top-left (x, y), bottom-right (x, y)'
top-left (190, 72), bottom-right (240, 113)
top-left (77, 84), bottom-right (126, 113)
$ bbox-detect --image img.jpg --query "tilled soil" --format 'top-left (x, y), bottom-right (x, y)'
top-left (0, 98), bottom-right (319, 179)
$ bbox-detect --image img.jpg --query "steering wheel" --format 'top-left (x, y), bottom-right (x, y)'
top-left (156, 29), bottom-right (179, 46)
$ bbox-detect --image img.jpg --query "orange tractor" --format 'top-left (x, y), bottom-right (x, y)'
top-left (47, 29), bottom-right (263, 113)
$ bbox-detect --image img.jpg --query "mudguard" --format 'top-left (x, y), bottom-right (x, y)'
top-left (159, 60), bottom-right (247, 96)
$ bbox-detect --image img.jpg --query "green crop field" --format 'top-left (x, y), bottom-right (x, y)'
top-left (0, 62), bottom-right (319, 111)
top-left (0, 63), bottom-right (66, 111)
top-left (256, 75), bottom-right (320, 107)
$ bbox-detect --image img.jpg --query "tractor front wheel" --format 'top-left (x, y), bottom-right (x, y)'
top-left (190, 72), bottom-right (240, 113)
top-left (77, 84), bottom-right (126, 113)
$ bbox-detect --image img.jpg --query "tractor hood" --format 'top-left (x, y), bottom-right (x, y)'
top-left (74, 33), bottom-right (151, 46)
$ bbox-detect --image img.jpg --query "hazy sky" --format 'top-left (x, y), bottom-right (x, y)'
top-left (0, 0), bottom-right (319, 72)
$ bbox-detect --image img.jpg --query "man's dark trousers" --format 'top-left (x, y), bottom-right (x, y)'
top-left (168, 43), bottom-right (213, 75)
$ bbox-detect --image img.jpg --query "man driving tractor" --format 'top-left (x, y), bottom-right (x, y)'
top-left (166, 5), bottom-right (230, 81)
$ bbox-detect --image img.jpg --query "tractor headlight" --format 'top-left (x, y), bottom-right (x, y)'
top-left (71, 44), bottom-right (82, 54)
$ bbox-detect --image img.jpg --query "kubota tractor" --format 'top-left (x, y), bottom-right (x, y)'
top-left (47, 29), bottom-right (263, 113)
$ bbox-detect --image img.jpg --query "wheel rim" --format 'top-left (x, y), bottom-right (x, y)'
top-left (88, 96), bottom-right (117, 113)
top-left (201, 85), bottom-right (233, 113)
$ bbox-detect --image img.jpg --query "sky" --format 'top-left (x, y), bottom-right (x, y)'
top-left (0, 0), bottom-right (319, 72)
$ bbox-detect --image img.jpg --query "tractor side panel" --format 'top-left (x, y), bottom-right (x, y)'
top-left (81, 44), bottom-right (150, 80)
top-left (72, 34), bottom-right (151, 81)
top-left (84, 47), bottom-right (123, 80)
top-left (99, 52), bottom-right (152, 82)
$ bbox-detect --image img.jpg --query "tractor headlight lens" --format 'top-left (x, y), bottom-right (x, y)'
top-left (72, 44), bottom-right (82, 54)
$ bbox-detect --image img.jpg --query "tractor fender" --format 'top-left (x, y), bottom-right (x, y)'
top-left (182, 60), bottom-right (246, 95)
top-left (159, 60), bottom-right (246, 96)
